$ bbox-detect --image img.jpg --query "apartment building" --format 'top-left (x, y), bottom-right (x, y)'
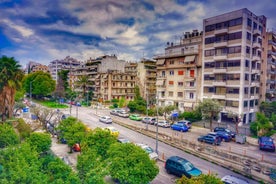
top-left (136, 58), bottom-right (157, 105)
top-left (202, 8), bottom-right (266, 124)
top-left (32, 64), bottom-right (49, 73)
top-left (261, 29), bottom-right (276, 101)
top-left (155, 30), bottom-right (203, 112)
top-left (48, 56), bottom-right (81, 82)
top-left (96, 63), bottom-right (137, 102)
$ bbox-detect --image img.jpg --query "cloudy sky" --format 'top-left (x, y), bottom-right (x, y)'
top-left (0, 0), bottom-right (275, 67)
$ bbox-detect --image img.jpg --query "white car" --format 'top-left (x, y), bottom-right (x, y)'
top-left (117, 110), bottom-right (129, 118)
top-left (99, 116), bottom-right (112, 124)
top-left (157, 120), bottom-right (171, 128)
top-left (136, 143), bottom-right (158, 160)
top-left (221, 175), bottom-right (249, 184)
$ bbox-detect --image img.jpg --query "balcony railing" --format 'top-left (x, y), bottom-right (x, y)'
top-left (213, 68), bottom-right (227, 73)
top-left (214, 28), bottom-right (228, 35)
top-left (213, 80), bottom-right (226, 86)
top-left (214, 54), bottom-right (227, 60)
top-left (253, 29), bottom-right (261, 36)
top-left (214, 41), bottom-right (228, 48)
top-left (252, 42), bottom-right (261, 48)
top-left (154, 49), bottom-right (198, 58)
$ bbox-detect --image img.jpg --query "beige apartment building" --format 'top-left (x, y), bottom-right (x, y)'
top-left (32, 64), bottom-right (49, 73)
top-left (261, 29), bottom-right (276, 102)
top-left (136, 58), bottom-right (157, 105)
top-left (155, 30), bottom-right (203, 112)
top-left (202, 8), bottom-right (266, 124)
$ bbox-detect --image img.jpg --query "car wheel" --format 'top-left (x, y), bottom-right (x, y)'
top-left (166, 169), bottom-right (171, 174)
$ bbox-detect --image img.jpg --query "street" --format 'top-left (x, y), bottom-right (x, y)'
top-left (57, 106), bottom-right (261, 184)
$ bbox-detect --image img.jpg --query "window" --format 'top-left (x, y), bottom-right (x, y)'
top-left (190, 81), bottom-right (195, 87)
top-left (190, 70), bottom-right (195, 77)
top-left (246, 46), bottom-right (251, 54)
top-left (244, 101), bottom-right (248, 107)
top-left (247, 18), bottom-right (252, 27)
top-left (178, 82), bottom-right (183, 86)
top-left (245, 74), bottom-right (249, 80)
top-left (246, 32), bottom-right (251, 40)
top-left (244, 87), bottom-right (249, 94)
top-left (178, 70), bottom-right (184, 75)
top-left (169, 70), bottom-right (174, 75)
top-left (169, 91), bottom-right (173, 97)
top-left (253, 22), bottom-right (257, 30)
top-left (205, 49), bottom-right (215, 56)
top-left (169, 60), bottom-right (174, 65)
top-left (161, 71), bottom-right (166, 77)
top-left (255, 99), bottom-right (259, 105)
top-left (249, 100), bottom-right (254, 107)
top-left (228, 32), bottom-right (242, 40)
top-left (245, 60), bottom-right (250, 67)
top-left (178, 92), bottom-right (183, 97)
top-left (169, 81), bottom-right (174, 85)
top-left (189, 93), bottom-right (194, 99)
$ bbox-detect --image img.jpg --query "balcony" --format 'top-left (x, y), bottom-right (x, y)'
top-left (213, 80), bottom-right (226, 86)
top-left (213, 68), bottom-right (227, 73)
top-left (253, 29), bottom-right (261, 36)
top-left (214, 41), bottom-right (228, 48)
top-left (203, 93), bottom-right (213, 98)
top-left (252, 42), bottom-right (261, 48)
top-left (212, 94), bottom-right (226, 99)
top-left (214, 54), bottom-right (227, 61)
top-left (226, 80), bottom-right (240, 86)
top-left (214, 28), bottom-right (228, 35)
top-left (251, 69), bottom-right (260, 74)
top-left (226, 93), bottom-right (239, 99)
top-left (251, 81), bottom-right (260, 86)
top-left (225, 106), bottom-right (239, 112)
top-left (252, 55), bottom-right (261, 61)
top-left (203, 80), bottom-right (213, 85)
top-left (154, 49), bottom-right (199, 59)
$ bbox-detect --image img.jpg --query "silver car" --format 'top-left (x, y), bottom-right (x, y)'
top-left (117, 110), bottom-right (129, 118)
top-left (157, 120), bottom-right (171, 128)
top-left (99, 116), bottom-right (112, 124)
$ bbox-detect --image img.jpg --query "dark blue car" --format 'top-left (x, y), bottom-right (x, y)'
top-left (208, 131), bottom-right (231, 142)
top-left (258, 136), bottom-right (275, 152)
top-left (171, 123), bottom-right (189, 132)
top-left (198, 134), bottom-right (221, 145)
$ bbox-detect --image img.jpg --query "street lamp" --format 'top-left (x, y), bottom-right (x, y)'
top-left (155, 92), bottom-right (159, 154)
top-left (146, 90), bottom-right (149, 130)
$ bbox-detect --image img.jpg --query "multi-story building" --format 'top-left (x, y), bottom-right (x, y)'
top-left (32, 64), bottom-right (49, 73)
top-left (48, 56), bottom-right (81, 83)
top-left (261, 29), bottom-right (276, 101)
top-left (202, 8), bottom-right (266, 124)
top-left (25, 61), bottom-right (41, 74)
top-left (155, 30), bottom-right (203, 111)
top-left (136, 58), bottom-right (157, 105)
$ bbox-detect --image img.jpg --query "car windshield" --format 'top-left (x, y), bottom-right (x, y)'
top-left (183, 162), bottom-right (194, 172)
top-left (144, 147), bottom-right (153, 154)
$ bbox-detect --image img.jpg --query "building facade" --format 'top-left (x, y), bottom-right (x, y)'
top-left (136, 58), bottom-right (157, 105)
top-left (32, 64), bottom-right (49, 73)
top-left (155, 30), bottom-right (203, 112)
top-left (261, 29), bottom-right (276, 102)
top-left (202, 8), bottom-right (266, 124)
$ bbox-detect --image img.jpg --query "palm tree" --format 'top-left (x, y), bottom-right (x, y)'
top-left (0, 56), bottom-right (24, 121)
top-left (75, 75), bottom-right (93, 98)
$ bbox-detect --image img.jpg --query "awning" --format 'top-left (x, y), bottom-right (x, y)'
top-left (273, 45), bottom-right (276, 51)
top-left (271, 65), bottom-right (275, 69)
top-left (184, 102), bottom-right (193, 108)
top-left (156, 59), bottom-right (165, 65)
top-left (184, 55), bottom-right (195, 63)
top-left (95, 74), bottom-right (100, 79)
top-left (272, 55), bottom-right (276, 60)
top-left (156, 80), bottom-right (164, 85)
top-left (102, 74), bottom-right (108, 79)
top-left (184, 78), bottom-right (195, 81)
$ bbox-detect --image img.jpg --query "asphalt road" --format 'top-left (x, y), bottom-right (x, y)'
top-left (61, 106), bottom-right (260, 184)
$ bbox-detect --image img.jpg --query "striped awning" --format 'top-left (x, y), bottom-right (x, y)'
top-left (156, 59), bottom-right (165, 65)
top-left (184, 55), bottom-right (195, 63)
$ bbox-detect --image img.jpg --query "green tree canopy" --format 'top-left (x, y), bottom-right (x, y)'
top-left (23, 71), bottom-right (55, 98)
top-left (195, 98), bottom-right (222, 131)
top-left (107, 143), bottom-right (159, 184)
top-left (250, 112), bottom-right (273, 136)
top-left (177, 174), bottom-right (223, 184)
top-left (0, 123), bottom-right (20, 148)
top-left (27, 132), bottom-right (51, 153)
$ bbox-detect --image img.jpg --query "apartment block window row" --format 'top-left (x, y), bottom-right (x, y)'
top-left (205, 46), bottom-right (241, 56)
top-left (204, 74), bottom-right (240, 80)
top-left (204, 87), bottom-right (240, 94)
top-left (247, 18), bottom-right (263, 32)
top-left (204, 60), bottom-right (240, 68)
top-left (205, 31), bottom-right (242, 44)
top-left (205, 17), bottom-right (242, 32)
top-left (165, 69), bottom-right (195, 77)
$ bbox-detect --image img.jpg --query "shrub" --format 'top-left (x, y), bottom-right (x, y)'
top-left (27, 132), bottom-right (51, 153)
top-left (15, 118), bottom-right (32, 140)
top-left (0, 123), bottom-right (20, 148)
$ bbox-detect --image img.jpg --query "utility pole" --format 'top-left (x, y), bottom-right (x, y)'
top-left (146, 90), bottom-right (149, 130)
top-left (155, 92), bottom-right (159, 154)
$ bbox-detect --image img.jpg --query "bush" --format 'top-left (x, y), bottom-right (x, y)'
top-left (27, 132), bottom-right (51, 153)
top-left (179, 111), bottom-right (202, 122)
top-left (15, 118), bottom-right (32, 140)
top-left (0, 123), bottom-right (20, 148)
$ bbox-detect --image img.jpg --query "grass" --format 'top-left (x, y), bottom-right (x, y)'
top-left (39, 101), bottom-right (68, 108)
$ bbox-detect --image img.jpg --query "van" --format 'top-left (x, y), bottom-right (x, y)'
top-left (165, 156), bottom-right (202, 178)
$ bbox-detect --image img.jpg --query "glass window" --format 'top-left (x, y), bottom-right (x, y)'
top-left (246, 32), bottom-right (251, 40)
top-left (169, 91), bottom-right (173, 97)
top-left (247, 18), bottom-right (252, 27)
top-left (245, 60), bottom-right (250, 67)
top-left (189, 93), bottom-right (194, 99)
top-left (246, 46), bottom-right (251, 54)
top-left (178, 92), bottom-right (183, 97)
top-left (169, 70), bottom-right (174, 75)
top-left (244, 101), bottom-right (248, 107)
top-left (178, 82), bottom-right (183, 86)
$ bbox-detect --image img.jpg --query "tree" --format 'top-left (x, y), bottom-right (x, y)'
top-left (0, 123), bottom-right (20, 148)
top-left (31, 106), bottom-right (57, 130)
top-left (27, 132), bottom-right (51, 153)
top-left (118, 96), bottom-right (127, 108)
top-left (250, 112), bottom-right (273, 136)
top-left (227, 111), bottom-right (242, 134)
top-left (75, 75), bottom-right (93, 98)
top-left (15, 118), bottom-right (32, 140)
top-left (195, 98), bottom-right (222, 131)
top-left (23, 71), bottom-right (55, 98)
top-left (160, 105), bottom-right (176, 120)
top-left (107, 143), bottom-right (159, 184)
top-left (176, 174), bottom-right (223, 184)
top-left (0, 56), bottom-right (24, 121)
top-left (54, 70), bottom-right (70, 98)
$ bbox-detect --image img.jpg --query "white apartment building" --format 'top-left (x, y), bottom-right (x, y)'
top-left (202, 8), bottom-right (266, 124)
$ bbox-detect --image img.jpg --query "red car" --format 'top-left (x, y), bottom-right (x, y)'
top-left (72, 143), bottom-right (81, 152)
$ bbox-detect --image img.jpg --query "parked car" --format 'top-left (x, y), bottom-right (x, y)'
top-left (129, 114), bottom-right (143, 121)
top-left (177, 120), bottom-right (192, 129)
top-left (214, 127), bottom-right (236, 139)
top-left (156, 120), bottom-right (171, 128)
top-left (208, 131), bottom-right (231, 142)
top-left (136, 143), bottom-right (158, 160)
top-left (258, 136), bottom-right (275, 152)
top-left (104, 126), bottom-right (119, 137)
top-left (117, 138), bottom-right (131, 144)
top-left (72, 143), bottom-right (81, 152)
top-left (110, 108), bottom-right (121, 116)
top-left (142, 117), bottom-right (157, 125)
top-left (117, 110), bottom-right (129, 118)
top-left (165, 156), bottom-right (202, 178)
top-left (171, 123), bottom-right (189, 132)
top-left (221, 175), bottom-right (249, 184)
top-left (99, 116), bottom-right (112, 124)
top-left (197, 134), bottom-right (222, 145)
top-left (61, 114), bottom-right (70, 120)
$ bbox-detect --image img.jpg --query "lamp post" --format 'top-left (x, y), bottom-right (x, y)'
top-left (146, 90), bottom-right (149, 130)
top-left (155, 92), bottom-right (159, 154)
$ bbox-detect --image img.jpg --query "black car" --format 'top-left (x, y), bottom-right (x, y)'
top-left (214, 127), bottom-right (236, 139)
top-left (198, 134), bottom-right (222, 145)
